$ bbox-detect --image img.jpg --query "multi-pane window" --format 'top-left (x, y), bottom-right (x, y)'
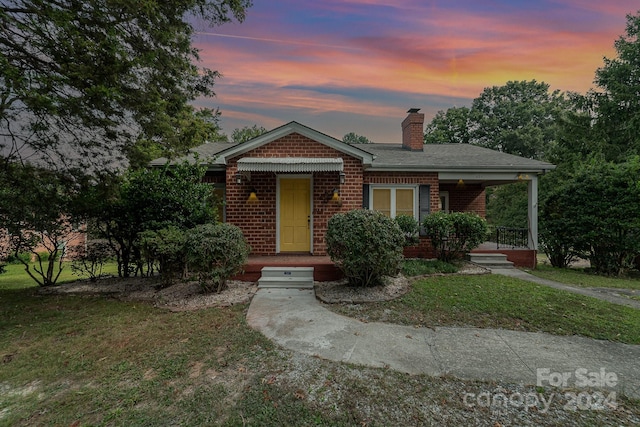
top-left (370, 186), bottom-right (417, 218)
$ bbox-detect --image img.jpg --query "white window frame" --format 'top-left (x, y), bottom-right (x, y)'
top-left (368, 185), bottom-right (419, 218)
top-left (439, 191), bottom-right (449, 213)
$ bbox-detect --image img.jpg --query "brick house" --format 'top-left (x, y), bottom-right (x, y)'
top-left (153, 109), bottom-right (554, 269)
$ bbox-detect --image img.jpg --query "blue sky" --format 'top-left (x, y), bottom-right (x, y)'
top-left (191, 1), bottom-right (639, 142)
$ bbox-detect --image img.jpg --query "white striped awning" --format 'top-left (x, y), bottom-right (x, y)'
top-left (237, 157), bottom-right (343, 173)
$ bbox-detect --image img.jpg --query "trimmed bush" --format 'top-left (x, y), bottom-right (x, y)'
top-left (422, 212), bottom-right (488, 262)
top-left (186, 223), bottom-right (250, 293)
top-left (139, 227), bottom-right (187, 286)
top-left (395, 214), bottom-right (420, 247)
top-left (326, 209), bottom-right (405, 287)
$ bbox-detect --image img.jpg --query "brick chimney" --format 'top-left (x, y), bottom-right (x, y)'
top-left (402, 108), bottom-right (425, 151)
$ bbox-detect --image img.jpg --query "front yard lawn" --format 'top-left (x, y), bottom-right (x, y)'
top-left (527, 264), bottom-right (640, 291)
top-left (2, 265), bottom-right (639, 425)
top-left (330, 274), bottom-right (640, 344)
top-left (0, 261), bottom-right (119, 290)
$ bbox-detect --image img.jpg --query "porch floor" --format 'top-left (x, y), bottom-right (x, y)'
top-left (236, 255), bottom-right (342, 282)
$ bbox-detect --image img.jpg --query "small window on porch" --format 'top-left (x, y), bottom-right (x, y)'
top-left (439, 191), bottom-right (449, 213)
top-left (211, 185), bottom-right (225, 222)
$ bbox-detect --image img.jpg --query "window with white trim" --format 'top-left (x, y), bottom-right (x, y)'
top-left (370, 186), bottom-right (418, 218)
top-left (439, 191), bottom-right (449, 213)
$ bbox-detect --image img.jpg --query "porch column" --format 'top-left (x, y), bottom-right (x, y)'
top-left (527, 175), bottom-right (538, 250)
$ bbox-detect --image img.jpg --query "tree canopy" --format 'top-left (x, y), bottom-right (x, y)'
top-left (0, 163), bottom-right (86, 285)
top-left (231, 124), bottom-right (267, 143)
top-left (342, 132), bottom-right (372, 144)
top-left (590, 11), bottom-right (640, 162)
top-left (424, 80), bottom-right (567, 160)
top-left (423, 107), bottom-right (470, 145)
top-left (0, 0), bottom-right (250, 171)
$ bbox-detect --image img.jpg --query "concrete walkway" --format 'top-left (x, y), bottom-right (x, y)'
top-left (247, 288), bottom-right (640, 398)
top-left (491, 268), bottom-right (640, 310)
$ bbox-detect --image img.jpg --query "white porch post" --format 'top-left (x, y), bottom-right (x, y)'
top-left (528, 175), bottom-right (538, 250)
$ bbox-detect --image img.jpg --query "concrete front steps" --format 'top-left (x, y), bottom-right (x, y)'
top-left (257, 266), bottom-right (315, 289)
top-left (467, 253), bottom-right (514, 269)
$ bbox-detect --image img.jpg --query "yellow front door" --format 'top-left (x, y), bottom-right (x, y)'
top-left (279, 178), bottom-right (311, 252)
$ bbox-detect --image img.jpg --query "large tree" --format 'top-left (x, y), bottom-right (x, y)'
top-left (0, 163), bottom-right (86, 285)
top-left (469, 80), bottom-right (566, 159)
top-left (231, 124), bottom-right (267, 143)
top-left (0, 0), bottom-right (250, 171)
top-left (590, 11), bottom-right (640, 162)
top-left (424, 80), bottom-right (568, 160)
top-left (424, 81), bottom-right (571, 228)
top-left (423, 106), bottom-right (470, 145)
top-left (342, 132), bottom-right (372, 144)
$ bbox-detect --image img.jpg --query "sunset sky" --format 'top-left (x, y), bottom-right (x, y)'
top-left (191, 1), bottom-right (639, 142)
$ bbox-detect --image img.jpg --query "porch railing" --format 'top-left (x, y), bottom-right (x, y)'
top-left (487, 226), bottom-right (529, 249)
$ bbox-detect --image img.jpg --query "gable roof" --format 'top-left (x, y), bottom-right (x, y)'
top-left (216, 121), bottom-right (375, 165)
top-left (150, 121), bottom-right (375, 170)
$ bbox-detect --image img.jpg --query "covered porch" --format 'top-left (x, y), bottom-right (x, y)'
top-left (439, 171), bottom-right (543, 269)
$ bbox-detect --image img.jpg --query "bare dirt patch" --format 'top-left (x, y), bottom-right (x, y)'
top-left (38, 276), bottom-right (258, 311)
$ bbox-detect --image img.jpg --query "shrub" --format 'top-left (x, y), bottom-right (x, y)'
top-left (4, 252), bottom-right (32, 264)
top-left (539, 158), bottom-right (640, 275)
top-left (186, 223), bottom-right (250, 293)
top-left (326, 209), bottom-right (405, 287)
top-left (36, 251), bottom-right (60, 263)
top-left (139, 227), bottom-right (188, 286)
top-left (71, 240), bottom-right (114, 282)
top-left (422, 212), bottom-right (488, 262)
top-left (395, 214), bottom-right (420, 247)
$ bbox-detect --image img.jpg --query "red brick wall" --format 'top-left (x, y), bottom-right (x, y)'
top-left (439, 184), bottom-right (486, 217)
top-left (364, 172), bottom-right (440, 258)
top-left (1, 226), bottom-right (87, 260)
top-left (401, 111), bottom-right (425, 151)
top-left (221, 134), bottom-right (488, 258)
top-left (225, 133), bottom-right (363, 255)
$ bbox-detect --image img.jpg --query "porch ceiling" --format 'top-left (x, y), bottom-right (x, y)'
top-left (237, 157), bottom-right (344, 173)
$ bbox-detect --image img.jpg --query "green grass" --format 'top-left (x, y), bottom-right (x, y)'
top-left (401, 259), bottom-right (458, 276)
top-left (527, 264), bottom-right (640, 290)
top-left (331, 274), bottom-right (640, 344)
top-left (1, 266), bottom-right (639, 425)
top-left (0, 261), bottom-right (119, 290)
top-left (0, 286), bottom-right (280, 426)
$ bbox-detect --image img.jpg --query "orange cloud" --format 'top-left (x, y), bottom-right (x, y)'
top-left (192, 1), bottom-right (637, 140)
